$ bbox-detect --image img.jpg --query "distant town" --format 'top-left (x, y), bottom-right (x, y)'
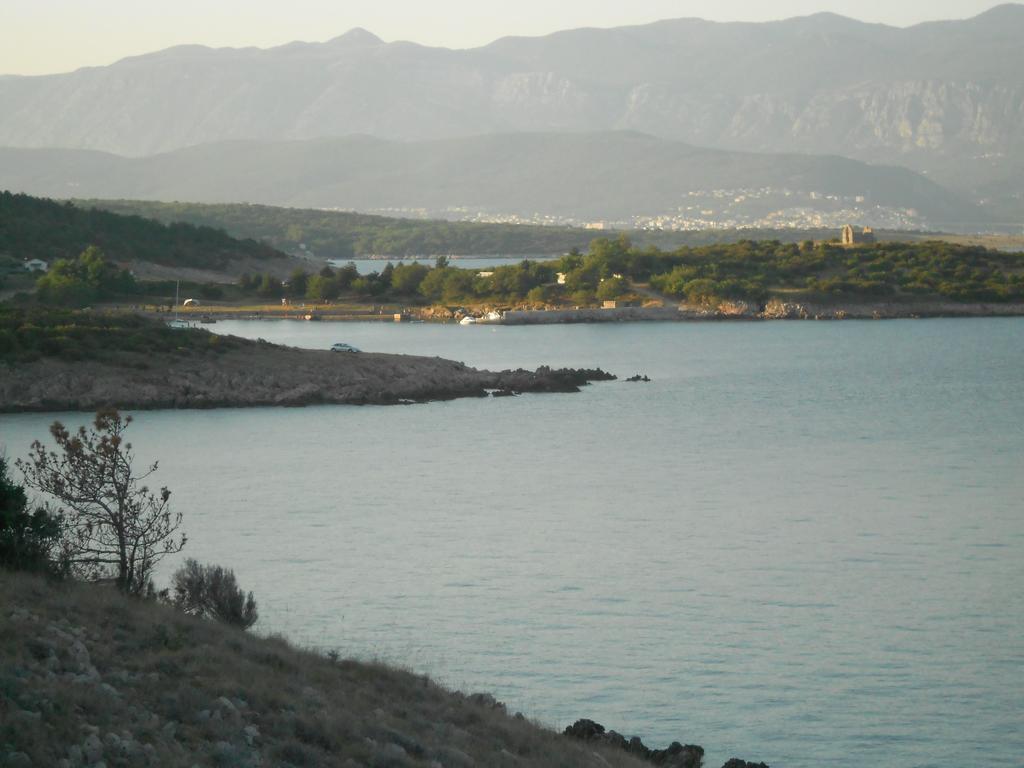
top-left (365, 188), bottom-right (928, 232)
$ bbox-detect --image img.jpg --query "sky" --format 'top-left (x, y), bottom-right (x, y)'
top-left (0, 0), bottom-right (1012, 76)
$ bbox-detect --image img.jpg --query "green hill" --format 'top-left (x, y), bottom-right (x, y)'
top-left (0, 191), bottom-right (286, 272)
top-left (80, 199), bottom-right (592, 260)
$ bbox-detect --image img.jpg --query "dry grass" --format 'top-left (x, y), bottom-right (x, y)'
top-left (0, 571), bottom-right (652, 768)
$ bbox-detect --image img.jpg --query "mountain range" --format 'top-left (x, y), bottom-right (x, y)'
top-left (0, 132), bottom-right (976, 226)
top-left (1, 5), bottom-right (1022, 229)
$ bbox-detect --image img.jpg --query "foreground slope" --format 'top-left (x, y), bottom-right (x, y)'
top-left (0, 571), bottom-right (658, 768)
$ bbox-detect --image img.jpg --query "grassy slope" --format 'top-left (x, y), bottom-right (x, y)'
top-left (1, 571), bottom-right (654, 768)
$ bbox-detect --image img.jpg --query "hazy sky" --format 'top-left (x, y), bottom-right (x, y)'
top-left (1, 0), bottom-right (1011, 76)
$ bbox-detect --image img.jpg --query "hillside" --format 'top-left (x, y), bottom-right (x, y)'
top-left (0, 132), bottom-right (979, 229)
top-left (0, 570), bottom-right (724, 767)
top-left (77, 200), bottom-right (1024, 258)
top-left (0, 192), bottom-right (289, 275)
top-left (82, 200), bottom-right (593, 259)
top-left (0, 5), bottom-right (1021, 201)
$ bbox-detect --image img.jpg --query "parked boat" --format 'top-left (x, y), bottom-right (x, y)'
top-left (166, 281), bottom-right (190, 329)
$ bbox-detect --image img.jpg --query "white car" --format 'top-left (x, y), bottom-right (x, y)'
top-left (330, 342), bottom-right (361, 353)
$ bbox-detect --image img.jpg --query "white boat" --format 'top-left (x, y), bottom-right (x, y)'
top-left (459, 316), bottom-right (477, 325)
top-left (166, 281), bottom-right (190, 329)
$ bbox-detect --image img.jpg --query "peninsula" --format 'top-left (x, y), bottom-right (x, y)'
top-left (0, 309), bottom-right (614, 413)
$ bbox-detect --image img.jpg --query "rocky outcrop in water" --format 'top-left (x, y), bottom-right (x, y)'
top-left (563, 719), bottom-right (772, 768)
top-left (564, 719), bottom-right (705, 767)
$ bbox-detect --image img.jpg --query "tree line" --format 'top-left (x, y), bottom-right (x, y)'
top-left (81, 199), bottom-right (591, 259)
top-left (0, 191), bottom-right (285, 270)
top-left (237, 237), bottom-right (1024, 306)
top-left (16, 236), bottom-right (1024, 310)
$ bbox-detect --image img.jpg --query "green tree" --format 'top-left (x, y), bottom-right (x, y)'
top-left (35, 246), bottom-right (136, 307)
top-left (0, 456), bottom-right (62, 574)
top-left (391, 262), bottom-right (430, 294)
top-left (287, 268), bottom-right (309, 298)
top-left (419, 267), bottom-right (451, 302)
top-left (17, 410), bottom-right (186, 594)
top-left (441, 270), bottom-right (476, 303)
top-left (306, 275), bottom-right (338, 302)
top-left (526, 285), bottom-right (551, 304)
top-left (334, 262), bottom-right (360, 291)
top-left (596, 277), bottom-right (627, 300)
top-left (682, 278), bottom-right (721, 306)
top-left (257, 273), bottom-right (281, 299)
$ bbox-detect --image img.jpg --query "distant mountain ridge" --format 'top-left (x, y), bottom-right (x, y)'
top-left (0, 131), bottom-right (979, 227)
top-left (0, 4), bottom-right (1022, 198)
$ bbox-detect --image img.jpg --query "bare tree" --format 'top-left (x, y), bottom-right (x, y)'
top-left (17, 409), bottom-right (185, 594)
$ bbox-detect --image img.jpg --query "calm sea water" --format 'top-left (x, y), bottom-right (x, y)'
top-left (3, 319), bottom-right (1022, 767)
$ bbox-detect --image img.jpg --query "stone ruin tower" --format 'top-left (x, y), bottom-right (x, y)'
top-left (841, 225), bottom-right (876, 245)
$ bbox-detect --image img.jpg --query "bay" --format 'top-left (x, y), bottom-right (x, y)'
top-left (2, 318), bottom-right (1022, 767)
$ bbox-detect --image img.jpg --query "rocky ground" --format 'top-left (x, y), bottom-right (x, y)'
top-left (0, 572), bottom-right (770, 767)
top-left (0, 340), bottom-right (615, 413)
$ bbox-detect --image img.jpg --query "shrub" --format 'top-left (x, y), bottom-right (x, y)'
top-left (0, 456), bottom-right (63, 575)
top-left (171, 559), bottom-right (258, 630)
top-left (595, 277), bottom-right (627, 300)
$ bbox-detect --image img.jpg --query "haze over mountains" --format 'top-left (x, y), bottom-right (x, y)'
top-left (1, 5), bottom-right (1022, 230)
top-left (0, 133), bottom-right (972, 227)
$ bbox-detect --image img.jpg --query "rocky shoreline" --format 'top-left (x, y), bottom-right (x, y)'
top-left (0, 342), bottom-right (615, 413)
top-left (498, 299), bottom-right (1024, 324)
top-left (4, 571), bottom-right (770, 768)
